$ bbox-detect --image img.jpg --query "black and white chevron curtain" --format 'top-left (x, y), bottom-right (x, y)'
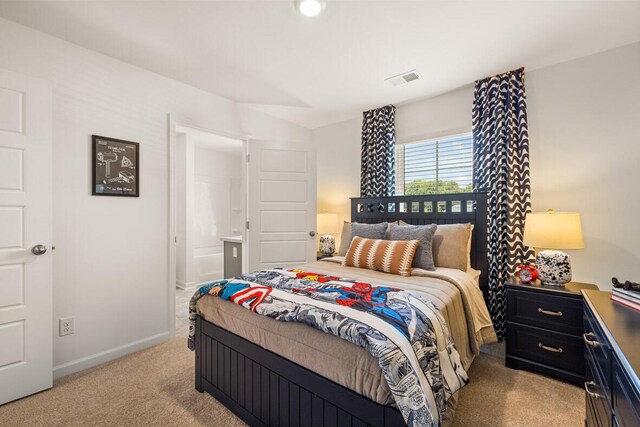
top-left (472, 68), bottom-right (535, 340)
top-left (360, 105), bottom-right (396, 197)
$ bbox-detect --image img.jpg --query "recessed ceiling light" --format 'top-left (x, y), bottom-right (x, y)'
top-left (295, 0), bottom-right (326, 17)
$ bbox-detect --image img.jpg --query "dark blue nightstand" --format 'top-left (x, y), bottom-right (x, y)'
top-left (505, 278), bottom-right (599, 385)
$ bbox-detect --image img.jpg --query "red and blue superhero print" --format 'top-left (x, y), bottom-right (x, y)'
top-left (289, 271), bottom-right (410, 339)
top-left (206, 280), bottom-right (271, 312)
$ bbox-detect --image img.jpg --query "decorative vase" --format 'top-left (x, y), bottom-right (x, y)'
top-left (536, 250), bottom-right (572, 286)
top-left (319, 235), bottom-right (335, 256)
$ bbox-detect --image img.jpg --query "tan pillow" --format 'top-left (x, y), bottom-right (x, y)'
top-left (337, 221), bottom-right (351, 256)
top-left (432, 223), bottom-right (473, 271)
top-left (343, 236), bottom-right (419, 277)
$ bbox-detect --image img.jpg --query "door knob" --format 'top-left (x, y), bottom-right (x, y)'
top-left (309, 231), bottom-right (316, 237)
top-left (31, 244), bottom-right (47, 256)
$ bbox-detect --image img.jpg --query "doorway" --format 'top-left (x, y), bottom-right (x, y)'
top-left (171, 123), bottom-right (248, 331)
top-left (167, 118), bottom-right (318, 336)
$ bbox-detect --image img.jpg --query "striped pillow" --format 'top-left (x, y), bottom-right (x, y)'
top-left (343, 236), bottom-right (419, 277)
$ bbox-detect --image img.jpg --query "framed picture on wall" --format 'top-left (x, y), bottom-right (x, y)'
top-left (92, 135), bottom-right (139, 197)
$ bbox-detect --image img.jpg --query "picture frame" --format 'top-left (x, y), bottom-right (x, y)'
top-left (91, 135), bottom-right (140, 197)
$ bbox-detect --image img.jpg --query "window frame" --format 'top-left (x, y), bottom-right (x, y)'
top-left (395, 132), bottom-right (474, 196)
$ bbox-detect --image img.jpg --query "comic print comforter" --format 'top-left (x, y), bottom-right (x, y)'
top-left (188, 269), bottom-right (469, 427)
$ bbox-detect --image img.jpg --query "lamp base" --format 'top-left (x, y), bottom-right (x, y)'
top-left (536, 250), bottom-right (572, 286)
top-left (319, 235), bottom-right (335, 256)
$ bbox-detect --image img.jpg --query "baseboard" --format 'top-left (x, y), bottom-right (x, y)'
top-left (179, 279), bottom-right (220, 291)
top-left (52, 331), bottom-right (171, 380)
top-left (177, 278), bottom-right (222, 290)
top-left (176, 280), bottom-right (195, 289)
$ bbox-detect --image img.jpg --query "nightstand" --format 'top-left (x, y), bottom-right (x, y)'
top-left (505, 278), bottom-right (599, 385)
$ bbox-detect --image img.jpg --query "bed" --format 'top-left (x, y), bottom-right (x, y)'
top-left (192, 192), bottom-right (493, 427)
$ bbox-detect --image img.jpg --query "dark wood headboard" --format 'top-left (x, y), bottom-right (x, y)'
top-left (350, 192), bottom-right (488, 296)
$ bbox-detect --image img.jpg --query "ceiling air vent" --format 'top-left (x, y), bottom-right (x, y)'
top-left (385, 70), bottom-right (420, 87)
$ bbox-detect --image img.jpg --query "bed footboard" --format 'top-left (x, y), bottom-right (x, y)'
top-left (195, 315), bottom-right (405, 427)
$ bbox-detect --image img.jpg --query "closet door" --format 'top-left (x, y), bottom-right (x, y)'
top-left (0, 68), bottom-right (53, 404)
top-left (248, 140), bottom-right (316, 271)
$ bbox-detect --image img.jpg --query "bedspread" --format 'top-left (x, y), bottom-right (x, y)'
top-left (188, 268), bottom-right (470, 427)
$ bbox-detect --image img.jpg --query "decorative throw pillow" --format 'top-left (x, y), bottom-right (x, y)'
top-left (388, 223), bottom-right (437, 271)
top-left (350, 222), bottom-right (388, 242)
top-left (432, 223), bottom-right (474, 271)
top-left (343, 236), bottom-right (419, 277)
top-left (398, 220), bottom-right (474, 271)
top-left (338, 221), bottom-right (396, 256)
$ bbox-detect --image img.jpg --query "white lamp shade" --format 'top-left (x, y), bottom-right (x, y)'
top-left (317, 213), bottom-right (339, 235)
top-left (523, 210), bottom-right (584, 250)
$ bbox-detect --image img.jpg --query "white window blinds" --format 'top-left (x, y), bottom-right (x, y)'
top-left (396, 134), bottom-right (473, 195)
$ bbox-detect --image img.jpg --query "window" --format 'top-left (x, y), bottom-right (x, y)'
top-left (396, 134), bottom-right (473, 195)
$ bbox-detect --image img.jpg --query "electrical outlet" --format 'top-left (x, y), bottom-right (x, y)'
top-left (59, 317), bottom-right (75, 336)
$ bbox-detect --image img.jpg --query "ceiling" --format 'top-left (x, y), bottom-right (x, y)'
top-left (1, 1), bottom-right (640, 129)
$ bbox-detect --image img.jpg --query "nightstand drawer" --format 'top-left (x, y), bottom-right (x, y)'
top-left (507, 289), bottom-right (583, 334)
top-left (507, 323), bottom-right (584, 373)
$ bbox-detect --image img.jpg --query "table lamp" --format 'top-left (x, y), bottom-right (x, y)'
top-left (523, 209), bottom-right (584, 286)
top-left (317, 213), bottom-right (339, 256)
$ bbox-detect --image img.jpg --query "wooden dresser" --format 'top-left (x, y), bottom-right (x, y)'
top-left (505, 279), bottom-right (599, 385)
top-left (583, 290), bottom-right (640, 427)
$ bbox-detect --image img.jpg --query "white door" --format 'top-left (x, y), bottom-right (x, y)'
top-left (0, 69), bottom-right (53, 404)
top-left (248, 140), bottom-right (316, 271)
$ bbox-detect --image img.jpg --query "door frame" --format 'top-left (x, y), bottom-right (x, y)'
top-left (167, 114), bottom-right (250, 336)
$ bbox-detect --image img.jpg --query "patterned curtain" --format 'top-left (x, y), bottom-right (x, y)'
top-left (472, 68), bottom-right (535, 340)
top-left (360, 105), bottom-right (396, 198)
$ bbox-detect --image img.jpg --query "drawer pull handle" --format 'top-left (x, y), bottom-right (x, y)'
top-left (584, 381), bottom-right (600, 399)
top-left (538, 343), bottom-right (563, 353)
top-left (538, 308), bottom-right (563, 317)
top-left (583, 332), bottom-right (600, 348)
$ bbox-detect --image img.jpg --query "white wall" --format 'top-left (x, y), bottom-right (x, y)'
top-left (394, 86), bottom-right (474, 144)
top-left (315, 118), bottom-right (361, 241)
top-left (527, 42), bottom-right (640, 290)
top-left (0, 18), bottom-right (311, 377)
top-left (313, 42), bottom-right (640, 290)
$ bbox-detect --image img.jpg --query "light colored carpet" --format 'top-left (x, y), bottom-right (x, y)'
top-left (0, 332), bottom-right (583, 427)
top-left (176, 286), bottom-right (196, 330)
top-left (454, 343), bottom-right (584, 426)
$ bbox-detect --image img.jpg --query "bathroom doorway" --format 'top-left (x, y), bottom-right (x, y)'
top-left (171, 124), bottom-right (247, 331)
